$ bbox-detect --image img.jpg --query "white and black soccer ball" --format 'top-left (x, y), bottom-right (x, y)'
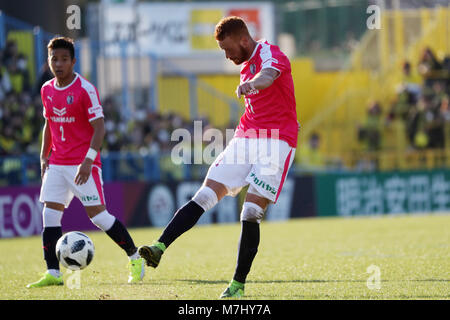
top-left (56, 232), bottom-right (95, 270)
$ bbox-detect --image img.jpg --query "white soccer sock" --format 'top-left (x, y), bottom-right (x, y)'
top-left (48, 269), bottom-right (61, 278)
top-left (192, 186), bottom-right (219, 212)
top-left (43, 207), bottom-right (63, 227)
top-left (90, 210), bottom-right (116, 231)
top-left (128, 251), bottom-right (140, 261)
top-left (241, 202), bottom-right (265, 224)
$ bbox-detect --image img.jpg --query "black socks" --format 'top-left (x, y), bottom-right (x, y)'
top-left (42, 226), bottom-right (62, 270)
top-left (156, 200), bottom-right (260, 284)
top-left (158, 200), bottom-right (205, 248)
top-left (105, 219), bottom-right (138, 256)
top-left (233, 221), bottom-right (260, 284)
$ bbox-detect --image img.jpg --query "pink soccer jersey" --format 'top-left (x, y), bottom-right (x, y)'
top-left (234, 40), bottom-right (298, 148)
top-left (41, 73), bottom-right (104, 167)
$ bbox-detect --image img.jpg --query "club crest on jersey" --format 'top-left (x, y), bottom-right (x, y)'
top-left (66, 95), bottom-right (74, 105)
top-left (250, 64), bottom-right (256, 75)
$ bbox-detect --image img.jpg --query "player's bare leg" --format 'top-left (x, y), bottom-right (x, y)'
top-left (139, 178), bottom-right (226, 268)
top-left (86, 204), bottom-right (144, 283)
top-left (220, 191), bottom-right (270, 298)
top-left (27, 202), bottom-right (65, 288)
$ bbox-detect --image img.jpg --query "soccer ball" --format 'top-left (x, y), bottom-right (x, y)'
top-left (56, 231), bottom-right (95, 270)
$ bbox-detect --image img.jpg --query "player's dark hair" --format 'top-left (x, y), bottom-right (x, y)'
top-left (47, 37), bottom-right (75, 59)
top-left (214, 16), bottom-right (250, 41)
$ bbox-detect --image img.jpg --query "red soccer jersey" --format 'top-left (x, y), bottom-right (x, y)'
top-left (41, 73), bottom-right (104, 167)
top-left (234, 40), bottom-right (298, 148)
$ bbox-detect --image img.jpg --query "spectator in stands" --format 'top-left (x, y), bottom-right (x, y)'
top-left (418, 47), bottom-right (443, 90)
top-left (425, 83), bottom-right (446, 149)
top-left (297, 131), bottom-right (325, 171)
top-left (401, 61), bottom-right (421, 97)
top-left (431, 81), bottom-right (446, 110)
top-left (407, 96), bottom-right (430, 149)
top-left (0, 122), bottom-right (21, 156)
top-left (33, 62), bottom-right (53, 98)
top-left (0, 64), bottom-right (12, 101)
top-left (16, 53), bottom-right (30, 92)
top-left (2, 40), bottom-right (18, 66)
top-left (441, 55), bottom-right (450, 93)
top-left (440, 95), bottom-right (450, 149)
top-left (441, 95), bottom-right (450, 122)
top-left (6, 54), bottom-right (28, 94)
top-left (388, 86), bottom-right (416, 122)
top-left (358, 101), bottom-right (382, 151)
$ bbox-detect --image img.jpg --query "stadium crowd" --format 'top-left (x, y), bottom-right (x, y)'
top-left (358, 47), bottom-right (450, 152)
top-left (2, 39), bottom-right (449, 177)
top-left (0, 40), bottom-right (41, 156)
top-left (0, 40), bottom-right (204, 160)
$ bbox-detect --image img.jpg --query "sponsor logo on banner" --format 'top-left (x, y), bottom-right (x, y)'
top-left (101, 2), bottom-right (274, 56)
top-left (0, 183), bottom-right (124, 238)
top-left (0, 192), bottom-right (43, 238)
top-left (139, 181), bottom-right (241, 228)
top-left (316, 171), bottom-right (450, 216)
top-left (147, 184), bottom-right (175, 227)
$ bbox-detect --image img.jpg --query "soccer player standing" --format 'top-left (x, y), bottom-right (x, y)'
top-left (139, 17), bottom-right (298, 298)
top-left (27, 37), bottom-right (145, 288)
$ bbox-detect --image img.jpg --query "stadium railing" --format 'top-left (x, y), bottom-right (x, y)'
top-left (0, 152), bottom-right (213, 187)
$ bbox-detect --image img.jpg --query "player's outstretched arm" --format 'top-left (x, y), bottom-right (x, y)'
top-left (236, 68), bottom-right (280, 98)
top-left (74, 117), bottom-right (105, 185)
top-left (40, 119), bottom-right (52, 179)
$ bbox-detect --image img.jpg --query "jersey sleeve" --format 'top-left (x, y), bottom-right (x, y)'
top-left (82, 84), bottom-right (104, 122)
top-left (260, 45), bottom-right (290, 75)
top-left (40, 85), bottom-right (48, 120)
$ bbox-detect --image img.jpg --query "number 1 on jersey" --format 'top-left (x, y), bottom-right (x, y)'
top-left (245, 97), bottom-right (255, 114)
top-left (60, 125), bottom-right (66, 141)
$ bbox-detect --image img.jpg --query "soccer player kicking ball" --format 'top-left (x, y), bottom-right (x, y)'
top-left (27, 37), bottom-right (145, 288)
top-left (139, 17), bottom-right (298, 298)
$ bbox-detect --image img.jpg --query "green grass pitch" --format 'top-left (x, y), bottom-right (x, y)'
top-left (1, 214), bottom-right (449, 300)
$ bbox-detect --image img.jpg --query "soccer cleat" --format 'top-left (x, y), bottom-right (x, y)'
top-left (128, 257), bottom-right (145, 283)
top-left (138, 242), bottom-right (165, 268)
top-left (220, 280), bottom-right (245, 298)
top-left (26, 271), bottom-right (64, 288)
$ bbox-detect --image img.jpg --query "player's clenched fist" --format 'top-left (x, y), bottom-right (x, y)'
top-left (236, 81), bottom-right (257, 98)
